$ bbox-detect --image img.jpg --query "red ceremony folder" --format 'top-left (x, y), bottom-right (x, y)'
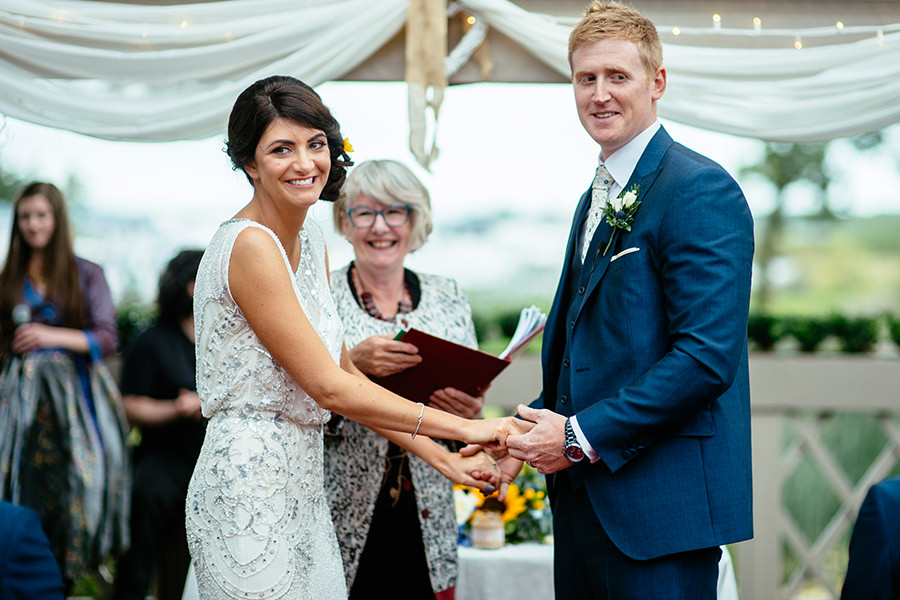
top-left (370, 323), bottom-right (545, 404)
top-left (371, 329), bottom-right (510, 404)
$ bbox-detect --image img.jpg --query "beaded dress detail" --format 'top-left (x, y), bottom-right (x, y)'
top-left (186, 218), bottom-right (347, 599)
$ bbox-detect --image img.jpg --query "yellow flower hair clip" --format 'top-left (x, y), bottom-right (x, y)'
top-left (343, 138), bottom-right (354, 153)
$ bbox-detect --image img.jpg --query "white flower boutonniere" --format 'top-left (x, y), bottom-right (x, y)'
top-left (601, 184), bottom-right (641, 256)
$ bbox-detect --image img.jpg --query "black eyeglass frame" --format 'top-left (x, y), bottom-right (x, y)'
top-left (346, 204), bottom-right (412, 228)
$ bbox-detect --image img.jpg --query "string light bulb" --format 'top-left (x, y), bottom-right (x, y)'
top-left (835, 21), bottom-right (844, 31)
top-left (794, 36), bottom-right (803, 49)
top-left (753, 17), bottom-right (761, 32)
top-left (877, 29), bottom-right (884, 47)
top-left (672, 26), bottom-right (681, 36)
top-left (712, 13), bottom-right (721, 30)
top-left (466, 15), bottom-right (476, 25)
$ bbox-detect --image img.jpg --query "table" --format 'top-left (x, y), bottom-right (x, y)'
top-left (457, 543), bottom-right (554, 600)
top-left (456, 543), bottom-right (739, 600)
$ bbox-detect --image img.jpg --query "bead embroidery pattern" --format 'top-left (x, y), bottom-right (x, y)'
top-left (187, 218), bottom-right (347, 599)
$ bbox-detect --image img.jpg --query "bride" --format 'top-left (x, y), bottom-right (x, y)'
top-left (185, 75), bottom-right (522, 600)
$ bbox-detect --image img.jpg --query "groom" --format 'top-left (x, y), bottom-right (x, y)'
top-left (499, 2), bottom-right (755, 598)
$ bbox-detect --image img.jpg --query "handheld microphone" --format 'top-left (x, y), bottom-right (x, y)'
top-left (12, 304), bottom-right (32, 327)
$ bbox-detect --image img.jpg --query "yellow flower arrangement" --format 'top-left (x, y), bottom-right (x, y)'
top-left (342, 137), bottom-right (354, 153)
top-left (454, 463), bottom-right (552, 545)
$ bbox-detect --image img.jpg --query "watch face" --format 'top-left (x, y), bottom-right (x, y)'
top-left (565, 445), bottom-right (584, 461)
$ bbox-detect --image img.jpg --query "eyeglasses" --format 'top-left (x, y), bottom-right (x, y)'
top-left (346, 204), bottom-right (411, 228)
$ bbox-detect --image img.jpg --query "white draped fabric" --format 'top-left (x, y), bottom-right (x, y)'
top-left (2, 0), bottom-right (899, 143)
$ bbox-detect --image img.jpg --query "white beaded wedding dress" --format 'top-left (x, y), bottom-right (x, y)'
top-left (186, 218), bottom-right (347, 600)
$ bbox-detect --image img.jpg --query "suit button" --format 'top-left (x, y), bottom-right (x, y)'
top-left (563, 359), bottom-right (570, 368)
top-left (569, 321), bottom-right (575, 329)
top-left (560, 395), bottom-right (568, 405)
top-left (578, 286), bottom-right (586, 294)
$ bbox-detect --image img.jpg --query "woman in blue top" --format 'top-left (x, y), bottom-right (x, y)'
top-left (0, 181), bottom-right (129, 591)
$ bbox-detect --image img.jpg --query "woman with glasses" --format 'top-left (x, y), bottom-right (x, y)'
top-left (326, 159), bottom-right (484, 600)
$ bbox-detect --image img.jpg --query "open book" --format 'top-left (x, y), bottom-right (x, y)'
top-left (498, 304), bottom-right (547, 360)
top-left (370, 305), bottom-right (546, 404)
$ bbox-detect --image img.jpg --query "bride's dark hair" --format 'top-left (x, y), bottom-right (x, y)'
top-left (225, 75), bottom-right (353, 202)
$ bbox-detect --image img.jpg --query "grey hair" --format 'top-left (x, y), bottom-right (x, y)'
top-left (333, 159), bottom-right (433, 252)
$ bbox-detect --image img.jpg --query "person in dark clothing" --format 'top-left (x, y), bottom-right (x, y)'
top-left (0, 500), bottom-right (66, 600)
top-left (841, 477), bottom-right (900, 600)
top-left (113, 249), bottom-right (205, 600)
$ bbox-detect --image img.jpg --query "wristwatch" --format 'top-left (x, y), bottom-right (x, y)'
top-left (563, 418), bottom-right (584, 462)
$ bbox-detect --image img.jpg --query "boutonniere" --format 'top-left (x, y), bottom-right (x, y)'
top-left (601, 184), bottom-right (641, 256)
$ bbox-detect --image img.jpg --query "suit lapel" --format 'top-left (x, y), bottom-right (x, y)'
top-left (578, 128), bottom-right (674, 319)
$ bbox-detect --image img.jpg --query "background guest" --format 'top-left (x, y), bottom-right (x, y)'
top-left (0, 500), bottom-right (66, 600)
top-left (113, 249), bottom-right (205, 600)
top-left (0, 181), bottom-right (130, 591)
top-left (840, 476), bottom-right (900, 599)
top-left (326, 159), bottom-right (484, 599)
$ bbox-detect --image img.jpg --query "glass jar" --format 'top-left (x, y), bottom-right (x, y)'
top-left (471, 510), bottom-right (505, 549)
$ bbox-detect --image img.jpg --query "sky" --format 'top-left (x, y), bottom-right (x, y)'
top-left (1, 81), bottom-right (898, 303)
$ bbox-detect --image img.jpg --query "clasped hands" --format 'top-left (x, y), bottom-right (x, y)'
top-left (463, 404), bottom-right (573, 499)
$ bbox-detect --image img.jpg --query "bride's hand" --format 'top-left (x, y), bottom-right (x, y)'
top-left (465, 415), bottom-right (536, 450)
top-left (436, 448), bottom-right (500, 493)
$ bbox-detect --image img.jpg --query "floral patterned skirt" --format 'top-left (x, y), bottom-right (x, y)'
top-left (0, 351), bottom-right (130, 583)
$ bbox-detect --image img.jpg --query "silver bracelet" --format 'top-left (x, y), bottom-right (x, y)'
top-left (411, 402), bottom-right (425, 439)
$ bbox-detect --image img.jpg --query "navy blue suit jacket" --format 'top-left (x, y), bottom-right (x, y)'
top-left (841, 477), bottom-right (900, 600)
top-left (0, 501), bottom-right (66, 600)
top-left (538, 127), bottom-right (754, 560)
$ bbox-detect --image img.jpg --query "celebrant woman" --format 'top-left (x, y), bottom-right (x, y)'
top-left (325, 159), bottom-right (484, 599)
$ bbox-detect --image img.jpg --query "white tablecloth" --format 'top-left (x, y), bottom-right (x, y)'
top-left (456, 543), bottom-right (739, 600)
top-left (457, 543), bottom-right (554, 600)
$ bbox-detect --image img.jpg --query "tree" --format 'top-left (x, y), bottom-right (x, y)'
top-left (740, 142), bottom-right (830, 311)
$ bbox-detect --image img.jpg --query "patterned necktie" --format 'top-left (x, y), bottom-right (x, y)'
top-left (582, 163), bottom-right (613, 262)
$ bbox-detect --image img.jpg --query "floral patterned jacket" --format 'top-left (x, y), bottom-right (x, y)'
top-left (324, 264), bottom-right (477, 593)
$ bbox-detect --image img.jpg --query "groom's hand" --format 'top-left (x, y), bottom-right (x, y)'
top-left (506, 404), bottom-right (571, 475)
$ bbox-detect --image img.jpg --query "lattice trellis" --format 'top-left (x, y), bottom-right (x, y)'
top-left (776, 412), bottom-right (900, 598)
top-left (735, 357), bottom-right (900, 600)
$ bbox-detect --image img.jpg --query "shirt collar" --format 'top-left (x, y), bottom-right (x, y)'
top-left (600, 121), bottom-right (661, 191)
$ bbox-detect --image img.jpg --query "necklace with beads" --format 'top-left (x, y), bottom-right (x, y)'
top-left (352, 263), bottom-right (411, 322)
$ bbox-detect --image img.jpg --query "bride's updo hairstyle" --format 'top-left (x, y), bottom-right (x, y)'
top-left (225, 75), bottom-right (353, 201)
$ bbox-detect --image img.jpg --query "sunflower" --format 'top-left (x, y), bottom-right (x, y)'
top-left (498, 483), bottom-right (528, 523)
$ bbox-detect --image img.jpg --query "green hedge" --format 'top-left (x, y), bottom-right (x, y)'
top-left (749, 312), bottom-right (897, 354)
top-left (117, 302), bottom-right (900, 357)
top-left (478, 310), bottom-right (900, 356)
